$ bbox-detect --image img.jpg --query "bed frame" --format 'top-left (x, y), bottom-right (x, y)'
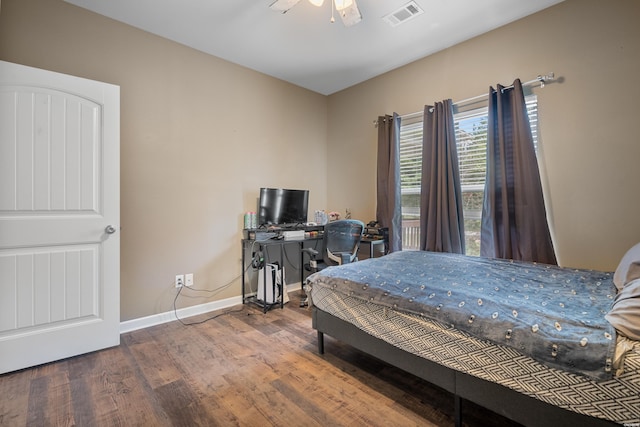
top-left (312, 307), bottom-right (619, 427)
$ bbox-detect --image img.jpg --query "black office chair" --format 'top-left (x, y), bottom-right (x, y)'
top-left (300, 219), bottom-right (365, 306)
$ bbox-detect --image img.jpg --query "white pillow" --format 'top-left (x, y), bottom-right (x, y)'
top-left (606, 278), bottom-right (640, 341)
top-left (613, 242), bottom-right (640, 291)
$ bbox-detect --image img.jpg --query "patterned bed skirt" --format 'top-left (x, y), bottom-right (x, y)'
top-left (311, 285), bottom-right (640, 425)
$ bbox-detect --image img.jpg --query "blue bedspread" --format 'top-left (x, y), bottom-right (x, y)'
top-left (308, 251), bottom-right (618, 380)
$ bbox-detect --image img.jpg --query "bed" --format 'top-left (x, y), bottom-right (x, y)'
top-left (306, 247), bottom-right (640, 427)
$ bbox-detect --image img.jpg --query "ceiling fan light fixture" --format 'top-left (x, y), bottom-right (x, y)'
top-left (270, 0), bottom-right (361, 26)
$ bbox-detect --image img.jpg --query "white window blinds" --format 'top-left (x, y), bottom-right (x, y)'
top-left (399, 95), bottom-right (538, 195)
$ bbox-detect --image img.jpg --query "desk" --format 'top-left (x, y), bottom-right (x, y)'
top-left (241, 237), bottom-right (321, 312)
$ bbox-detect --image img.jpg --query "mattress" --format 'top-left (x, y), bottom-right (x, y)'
top-left (310, 283), bottom-right (640, 425)
top-left (309, 251), bottom-right (618, 380)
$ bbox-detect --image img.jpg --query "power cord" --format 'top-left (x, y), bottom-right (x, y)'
top-left (172, 271), bottom-right (248, 326)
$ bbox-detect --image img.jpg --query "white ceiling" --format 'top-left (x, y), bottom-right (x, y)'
top-left (64, 0), bottom-right (564, 95)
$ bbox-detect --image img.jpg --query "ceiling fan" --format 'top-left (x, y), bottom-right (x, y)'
top-left (269, 0), bottom-right (362, 27)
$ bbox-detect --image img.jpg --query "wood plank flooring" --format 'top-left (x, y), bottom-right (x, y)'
top-left (0, 291), bottom-right (520, 426)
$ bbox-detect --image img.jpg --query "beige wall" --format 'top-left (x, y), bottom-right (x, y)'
top-left (0, 0), bottom-right (329, 321)
top-left (327, 0), bottom-right (640, 271)
top-left (2, 0), bottom-right (639, 321)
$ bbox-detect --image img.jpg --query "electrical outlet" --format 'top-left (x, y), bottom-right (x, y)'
top-left (175, 274), bottom-right (184, 288)
top-left (185, 273), bottom-right (194, 287)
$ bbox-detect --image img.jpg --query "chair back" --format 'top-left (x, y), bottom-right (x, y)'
top-left (322, 219), bottom-right (365, 265)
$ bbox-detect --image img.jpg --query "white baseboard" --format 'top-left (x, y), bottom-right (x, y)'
top-left (119, 295), bottom-right (242, 334)
top-left (119, 283), bottom-right (302, 334)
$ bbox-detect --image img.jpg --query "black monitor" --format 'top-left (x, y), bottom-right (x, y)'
top-left (258, 188), bottom-right (309, 226)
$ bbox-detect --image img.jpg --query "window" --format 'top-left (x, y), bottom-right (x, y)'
top-left (399, 95), bottom-right (538, 255)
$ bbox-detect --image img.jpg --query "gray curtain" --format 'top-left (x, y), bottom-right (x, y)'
top-left (420, 101), bottom-right (465, 253)
top-left (376, 113), bottom-right (402, 253)
top-left (481, 79), bottom-right (557, 264)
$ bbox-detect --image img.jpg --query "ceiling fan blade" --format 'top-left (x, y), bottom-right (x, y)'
top-left (269, 0), bottom-right (302, 13)
top-left (334, 0), bottom-right (353, 10)
top-left (339, 0), bottom-right (362, 26)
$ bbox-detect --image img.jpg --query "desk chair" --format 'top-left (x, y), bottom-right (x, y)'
top-left (300, 219), bottom-right (365, 306)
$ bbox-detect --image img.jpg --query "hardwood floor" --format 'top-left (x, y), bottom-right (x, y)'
top-left (0, 291), bottom-right (520, 426)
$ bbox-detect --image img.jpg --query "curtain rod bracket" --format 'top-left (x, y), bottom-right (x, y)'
top-left (537, 72), bottom-right (554, 88)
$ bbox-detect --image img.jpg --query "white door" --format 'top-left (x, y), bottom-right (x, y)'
top-left (0, 61), bottom-right (120, 374)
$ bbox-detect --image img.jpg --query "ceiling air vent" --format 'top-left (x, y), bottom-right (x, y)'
top-left (382, 1), bottom-right (425, 27)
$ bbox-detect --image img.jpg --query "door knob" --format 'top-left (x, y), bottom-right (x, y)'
top-left (105, 225), bottom-right (117, 234)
